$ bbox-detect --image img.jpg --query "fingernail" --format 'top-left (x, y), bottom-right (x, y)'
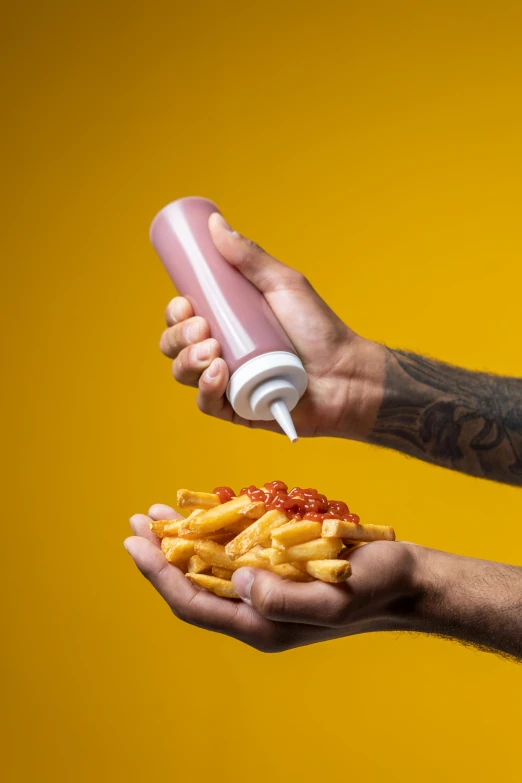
top-left (183, 321), bottom-right (200, 344)
top-left (195, 341), bottom-right (211, 361)
top-left (123, 538), bottom-right (133, 553)
top-left (215, 213), bottom-right (240, 237)
top-left (203, 360), bottom-right (220, 381)
top-left (232, 568), bottom-right (254, 604)
top-left (169, 299), bottom-right (184, 323)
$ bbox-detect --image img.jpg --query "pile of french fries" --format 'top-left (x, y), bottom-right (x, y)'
top-left (149, 489), bottom-right (396, 599)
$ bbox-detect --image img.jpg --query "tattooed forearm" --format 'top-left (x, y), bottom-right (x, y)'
top-left (369, 349), bottom-right (522, 485)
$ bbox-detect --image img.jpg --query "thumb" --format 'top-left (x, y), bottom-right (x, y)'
top-left (208, 212), bottom-right (307, 295)
top-left (231, 567), bottom-right (351, 626)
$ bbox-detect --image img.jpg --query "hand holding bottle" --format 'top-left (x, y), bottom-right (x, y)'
top-left (159, 212), bottom-right (385, 439)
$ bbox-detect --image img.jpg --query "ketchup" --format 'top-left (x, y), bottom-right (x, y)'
top-left (213, 486), bottom-right (236, 504)
top-left (213, 481), bottom-right (358, 523)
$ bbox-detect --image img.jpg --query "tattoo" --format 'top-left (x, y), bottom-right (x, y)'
top-left (369, 349), bottom-right (522, 485)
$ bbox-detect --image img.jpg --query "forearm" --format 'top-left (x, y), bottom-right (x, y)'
top-left (408, 545), bottom-right (522, 660)
top-left (352, 341), bottom-right (522, 485)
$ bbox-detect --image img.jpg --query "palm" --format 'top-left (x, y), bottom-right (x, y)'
top-left (162, 217), bottom-right (375, 439)
top-left (266, 284), bottom-right (355, 435)
top-left (224, 281), bottom-right (357, 437)
top-left (126, 508), bottom-right (414, 653)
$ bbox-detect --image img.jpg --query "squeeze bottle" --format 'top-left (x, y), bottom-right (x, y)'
top-left (149, 197), bottom-right (307, 441)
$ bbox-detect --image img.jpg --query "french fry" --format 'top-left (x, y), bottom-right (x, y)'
top-left (186, 573), bottom-right (238, 599)
top-left (223, 518), bottom-right (254, 535)
top-left (236, 550), bottom-right (312, 581)
top-left (237, 545), bottom-right (275, 565)
top-left (194, 540), bottom-right (235, 570)
top-left (161, 484), bottom-right (397, 598)
top-left (322, 519), bottom-right (395, 542)
top-left (212, 567), bottom-right (234, 580)
top-left (274, 564), bottom-right (314, 582)
top-left (271, 520), bottom-right (322, 550)
top-left (270, 537), bottom-right (343, 565)
top-left (177, 489), bottom-right (221, 512)
top-left (339, 542), bottom-right (367, 558)
top-left (149, 510), bottom-right (205, 539)
top-left (305, 559), bottom-right (352, 583)
top-left (148, 500), bottom-right (263, 540)
top-left (184, 519), bottom-right (255, 545)
top-left (148, 519), bottom-right (174, 538)
top-left (194, 540), bottom-right (311, 581)
top-left (289, 560), bottom-right (309, 573)
top-left (181, 494), bottom-right (261, 536)
top-left (178, 527), bottom-right (235, 543)
top-left (161, 537), bottom-right (195, 567)
top-left (187, 554), bottom-right (209, 574)
top-left (206, 531), bottom-right (238, 545)
top-left (225, 509), bottom-right (288, 560)
top-left (239, 501), bottom-right (266, 520)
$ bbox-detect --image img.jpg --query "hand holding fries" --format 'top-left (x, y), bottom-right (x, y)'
top-left (125, 500), bottom-right (416, 654)
top-left (141, 484), bottom-right (396, 598)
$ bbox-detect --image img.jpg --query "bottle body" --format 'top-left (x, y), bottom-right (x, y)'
top-left (150, 197), bottom-right (307, 440)
top-left (150, 197), bottom-right (295, 374)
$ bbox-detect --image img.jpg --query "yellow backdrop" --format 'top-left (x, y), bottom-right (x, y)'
top-left (2, 1), bottom-right (521, 781)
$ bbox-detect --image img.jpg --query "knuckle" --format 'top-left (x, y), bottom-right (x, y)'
top-left (206, 338), bottom-right (220, 356)
top-left (189, 316), bottom-right (208, 341)
top-left (197, 316), bottom-right (211, 335)
top-left (254, 583), bottom-right (283, 618)
top-left (242, 237), bottom-right (264, 260)
top-left (287, 269), bottom-right (309, 289)
top-left (159, 329), bottom-right (174, 356)
top-left (172, 348), bottom-right (196, 382)
top-left (167, 325), bottom-right (184, 355)
top-left (151, 559), bottom-right (172, 587)
top-left (175, 590), bottom-right (199, 625)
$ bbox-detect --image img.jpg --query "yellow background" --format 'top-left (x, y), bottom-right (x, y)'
top-left (2, 2), bottom-right (522, 781)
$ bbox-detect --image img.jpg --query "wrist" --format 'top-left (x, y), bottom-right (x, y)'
top-left (403, 544), bottom-right (457, 635)
top-left (346, 542), bottom-right (435, 636)
top-left (371, 543), bottom-right (446, 635)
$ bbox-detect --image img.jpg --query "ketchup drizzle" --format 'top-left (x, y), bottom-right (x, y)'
top-left (212, 481), bottom-right (359, 523)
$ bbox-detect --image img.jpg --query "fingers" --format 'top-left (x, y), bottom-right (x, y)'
top-left (123, 535), bottom-right (274, 640)
top-left (196, 358), bottom-right (231, 418)
top-left (129, 506), bottom-right (181, 548)
top-left (171, 339), bottom-right (221, 387)
top-left (160, 309), bottom-right (222, 388)
top-left (160, 316), bottom-right (210, 359)
top-left (208, 213), bottom-right (309, 295)
top-left (165, 297), bottom-right (193, 327)
top-left (124, 535), bottom-right (206, 614)
top-left (147, 504), bottom-right (181, 521)
top-left (129, 514), bottom-right (161, 548)
top-left (231, 568), bottom-right (352, 626)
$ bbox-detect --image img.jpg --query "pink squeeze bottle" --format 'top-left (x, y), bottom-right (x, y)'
top-left (150, 197), bottom-right (307, 441)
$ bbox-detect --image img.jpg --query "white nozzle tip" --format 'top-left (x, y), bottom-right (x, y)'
top-left (270, 399), bottom-right (299, 442)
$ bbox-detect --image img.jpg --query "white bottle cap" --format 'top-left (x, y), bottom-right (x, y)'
top-left (227, 352), bottom-right (307, 442)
